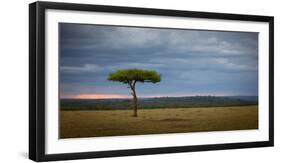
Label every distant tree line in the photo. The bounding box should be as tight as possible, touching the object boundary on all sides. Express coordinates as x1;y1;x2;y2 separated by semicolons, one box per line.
61;96;258;111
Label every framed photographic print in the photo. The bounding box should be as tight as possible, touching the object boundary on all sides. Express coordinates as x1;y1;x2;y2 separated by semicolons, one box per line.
29;1;274;162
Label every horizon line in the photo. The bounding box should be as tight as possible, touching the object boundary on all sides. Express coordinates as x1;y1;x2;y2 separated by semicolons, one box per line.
61;94;258;100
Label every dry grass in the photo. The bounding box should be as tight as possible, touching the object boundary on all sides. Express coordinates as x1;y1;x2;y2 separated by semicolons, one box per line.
60;105;258;138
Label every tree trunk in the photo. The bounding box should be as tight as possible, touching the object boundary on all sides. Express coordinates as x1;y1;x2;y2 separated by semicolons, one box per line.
129;81;138;117
132;90;138;117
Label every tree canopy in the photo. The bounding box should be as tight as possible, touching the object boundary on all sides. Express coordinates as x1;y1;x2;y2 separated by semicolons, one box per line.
108;69;161;83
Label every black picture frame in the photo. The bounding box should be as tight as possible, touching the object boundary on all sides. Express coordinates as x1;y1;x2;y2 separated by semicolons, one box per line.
29;1;274;162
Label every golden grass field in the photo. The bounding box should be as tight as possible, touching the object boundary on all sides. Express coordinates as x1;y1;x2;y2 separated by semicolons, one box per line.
60;105;258;138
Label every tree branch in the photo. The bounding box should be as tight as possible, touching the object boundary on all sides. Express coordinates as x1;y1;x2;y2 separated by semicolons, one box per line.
128;80;133;91
132;80;137;89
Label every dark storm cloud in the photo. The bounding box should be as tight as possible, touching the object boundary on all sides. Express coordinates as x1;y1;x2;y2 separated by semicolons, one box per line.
59;23;258;98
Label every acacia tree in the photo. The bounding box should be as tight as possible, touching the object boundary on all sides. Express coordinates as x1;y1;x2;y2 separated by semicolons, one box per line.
108;69;161;117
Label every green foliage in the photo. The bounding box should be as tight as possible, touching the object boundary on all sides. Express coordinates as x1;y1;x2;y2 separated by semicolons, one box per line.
108;69;161;83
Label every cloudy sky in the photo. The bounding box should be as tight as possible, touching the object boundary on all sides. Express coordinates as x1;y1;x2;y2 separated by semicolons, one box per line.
59;23;258;99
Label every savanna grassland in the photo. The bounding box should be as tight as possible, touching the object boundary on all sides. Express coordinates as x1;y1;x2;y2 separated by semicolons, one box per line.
60;105;258;138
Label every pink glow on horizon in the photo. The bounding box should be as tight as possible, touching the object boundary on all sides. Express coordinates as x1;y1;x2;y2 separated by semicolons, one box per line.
62;92;249;99
73;94;129;99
